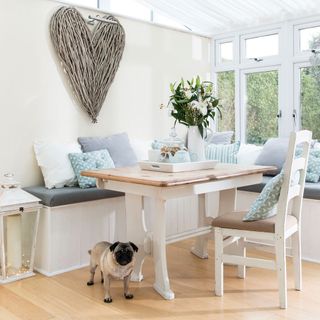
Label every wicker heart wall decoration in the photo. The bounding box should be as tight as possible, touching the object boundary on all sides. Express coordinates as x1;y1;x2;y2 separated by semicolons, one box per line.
50;6;125;123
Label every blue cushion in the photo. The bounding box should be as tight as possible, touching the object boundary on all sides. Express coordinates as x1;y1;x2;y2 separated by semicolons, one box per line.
68;149;115;188
295;148;320;183
78;132;138;167
243;172;284;221
205;141;240;163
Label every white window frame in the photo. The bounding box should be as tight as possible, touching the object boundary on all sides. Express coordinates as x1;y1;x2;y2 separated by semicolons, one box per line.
212;15;320;142
294;21;320;58
240;66;281;144
240;28;281;66
215;38;235;67
293;61;314;132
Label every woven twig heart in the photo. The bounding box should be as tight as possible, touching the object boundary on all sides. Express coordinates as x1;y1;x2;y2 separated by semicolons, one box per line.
50;7;125;123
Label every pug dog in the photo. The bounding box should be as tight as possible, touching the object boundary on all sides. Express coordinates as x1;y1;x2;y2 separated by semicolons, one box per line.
87;241;138;303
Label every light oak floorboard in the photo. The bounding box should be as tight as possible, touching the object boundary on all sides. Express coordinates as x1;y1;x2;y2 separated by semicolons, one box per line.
1;239;320;319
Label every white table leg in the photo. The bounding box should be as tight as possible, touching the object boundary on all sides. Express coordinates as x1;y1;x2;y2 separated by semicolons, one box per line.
125;194;147;282
191;194;210;259
151;197;174;300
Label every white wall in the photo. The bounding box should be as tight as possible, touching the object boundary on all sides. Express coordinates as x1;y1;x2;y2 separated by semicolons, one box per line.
0;0;211;186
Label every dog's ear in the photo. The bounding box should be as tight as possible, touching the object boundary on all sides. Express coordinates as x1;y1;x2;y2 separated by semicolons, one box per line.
129;242;138;252
109;241;120;252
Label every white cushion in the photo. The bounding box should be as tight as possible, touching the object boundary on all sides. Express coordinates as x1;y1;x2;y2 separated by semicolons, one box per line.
237;144;263;165
34;140;82;189
130;138;152;161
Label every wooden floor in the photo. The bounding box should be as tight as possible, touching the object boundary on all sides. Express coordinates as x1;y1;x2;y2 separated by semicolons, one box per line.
1;239;320;320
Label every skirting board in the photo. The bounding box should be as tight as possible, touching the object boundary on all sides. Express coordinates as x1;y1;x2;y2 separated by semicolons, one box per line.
35;263;89;277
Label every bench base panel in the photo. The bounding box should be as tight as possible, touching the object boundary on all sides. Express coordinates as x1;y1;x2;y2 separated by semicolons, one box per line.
34;197;125;276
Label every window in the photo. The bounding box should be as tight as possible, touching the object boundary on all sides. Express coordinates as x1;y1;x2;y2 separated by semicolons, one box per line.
152;12;188;30
108;0;151;21
220;42;233;63
217;71;235;132
64;0;98;7
299;26;320;52
215;40;234;65
299;66;320;139
245;70;279;144
245;33;279;60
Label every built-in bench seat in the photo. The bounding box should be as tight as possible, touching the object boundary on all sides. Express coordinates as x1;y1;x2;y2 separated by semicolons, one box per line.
23;186;124;207
238;176;320;200
22;185;126;276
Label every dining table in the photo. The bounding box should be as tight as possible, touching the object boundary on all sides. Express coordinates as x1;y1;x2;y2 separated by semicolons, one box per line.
82;163;274;300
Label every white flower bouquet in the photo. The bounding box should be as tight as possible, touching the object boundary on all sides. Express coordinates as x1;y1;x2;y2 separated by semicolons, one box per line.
162;76;220;137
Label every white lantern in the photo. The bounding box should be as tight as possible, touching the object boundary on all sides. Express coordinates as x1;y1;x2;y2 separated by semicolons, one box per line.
0;174;41;283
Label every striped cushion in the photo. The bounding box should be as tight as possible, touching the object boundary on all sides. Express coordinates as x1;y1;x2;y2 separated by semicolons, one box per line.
205;141;240;163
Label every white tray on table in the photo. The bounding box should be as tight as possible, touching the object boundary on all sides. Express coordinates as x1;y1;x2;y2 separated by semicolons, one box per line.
138;160;218;173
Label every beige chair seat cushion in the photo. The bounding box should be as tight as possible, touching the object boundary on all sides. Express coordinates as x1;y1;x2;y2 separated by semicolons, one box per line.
212;211;297;233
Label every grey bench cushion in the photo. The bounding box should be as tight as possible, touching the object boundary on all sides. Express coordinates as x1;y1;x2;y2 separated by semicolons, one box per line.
238;176;320;200
23;186;124;207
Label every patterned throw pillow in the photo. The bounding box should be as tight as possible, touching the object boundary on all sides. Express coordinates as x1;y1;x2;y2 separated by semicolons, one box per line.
295;148;320;183
205;141;240;163
243;172;284;221
68;150;115;188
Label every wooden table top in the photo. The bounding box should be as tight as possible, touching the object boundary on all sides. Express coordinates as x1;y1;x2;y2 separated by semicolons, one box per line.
82;163;276;187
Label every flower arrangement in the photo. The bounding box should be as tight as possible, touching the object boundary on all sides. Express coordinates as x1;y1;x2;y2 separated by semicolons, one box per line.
162;76;220;137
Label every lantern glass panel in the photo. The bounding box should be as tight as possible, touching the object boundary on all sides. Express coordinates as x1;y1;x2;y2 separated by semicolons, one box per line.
0;211;37;279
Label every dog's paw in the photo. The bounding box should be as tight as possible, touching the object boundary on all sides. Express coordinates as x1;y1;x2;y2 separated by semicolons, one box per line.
104;298;113;303
124;293;134;299
87;281;94;286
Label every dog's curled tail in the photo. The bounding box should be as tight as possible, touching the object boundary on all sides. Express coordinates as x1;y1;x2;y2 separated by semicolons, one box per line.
88;249;92;255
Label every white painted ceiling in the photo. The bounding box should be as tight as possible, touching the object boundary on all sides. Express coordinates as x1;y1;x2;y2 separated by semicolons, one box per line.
141;0;320;35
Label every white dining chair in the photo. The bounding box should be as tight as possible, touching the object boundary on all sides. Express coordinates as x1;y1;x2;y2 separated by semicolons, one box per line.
212;130;312;309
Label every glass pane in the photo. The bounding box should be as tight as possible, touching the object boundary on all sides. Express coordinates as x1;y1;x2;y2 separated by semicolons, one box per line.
64;0;97;7
0;212;37;279
220;42;233;63
217;71;235;133
300;26;320;51
246;70;278;144
246;34;279;59
109;0;151;21
300;67;320;139
153;12;187;30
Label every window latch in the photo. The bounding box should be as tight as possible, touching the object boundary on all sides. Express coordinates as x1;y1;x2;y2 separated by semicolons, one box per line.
253;57;263;62
293;109;297;125
276;110;282;118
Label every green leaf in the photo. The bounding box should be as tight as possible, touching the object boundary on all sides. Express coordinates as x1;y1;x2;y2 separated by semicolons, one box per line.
196;75;201;87
170;83;175;94
198;124;204;138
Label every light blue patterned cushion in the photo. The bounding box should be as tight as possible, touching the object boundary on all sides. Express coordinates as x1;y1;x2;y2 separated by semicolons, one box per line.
295;148;320;182
243;172;284;221
205;141;240;163
68;150;115;188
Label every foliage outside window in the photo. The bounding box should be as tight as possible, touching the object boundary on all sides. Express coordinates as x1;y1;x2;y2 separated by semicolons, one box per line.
246;71;278;145
217;71;235;133
300;67;320;140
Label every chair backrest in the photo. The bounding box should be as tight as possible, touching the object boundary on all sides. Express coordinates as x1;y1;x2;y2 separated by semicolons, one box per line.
275;130;312;234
